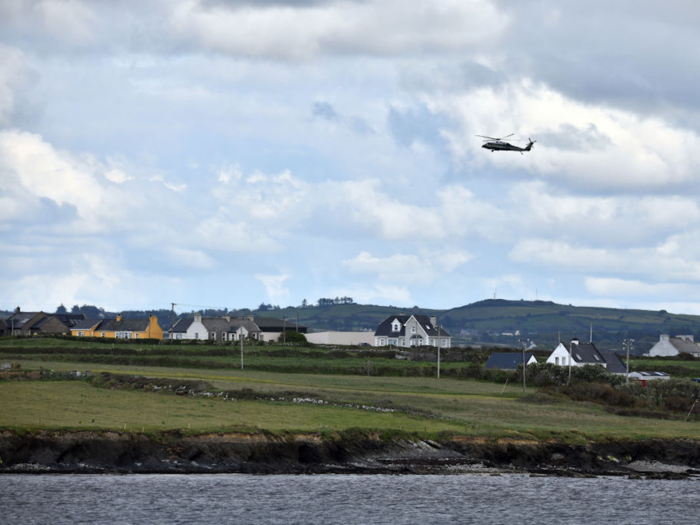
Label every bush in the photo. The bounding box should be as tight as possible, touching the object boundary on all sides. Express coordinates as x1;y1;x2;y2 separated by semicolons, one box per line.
277;331;308;345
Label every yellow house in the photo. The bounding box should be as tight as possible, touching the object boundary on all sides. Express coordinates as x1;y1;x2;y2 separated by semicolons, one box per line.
71;315;163;340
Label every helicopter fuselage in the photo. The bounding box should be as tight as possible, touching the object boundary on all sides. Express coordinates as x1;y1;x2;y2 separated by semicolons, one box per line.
482;141;533;152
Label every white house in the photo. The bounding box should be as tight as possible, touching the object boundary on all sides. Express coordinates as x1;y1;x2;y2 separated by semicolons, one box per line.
171;314;261;341
546;339;626;374
648;334;700;357
374;314;451;348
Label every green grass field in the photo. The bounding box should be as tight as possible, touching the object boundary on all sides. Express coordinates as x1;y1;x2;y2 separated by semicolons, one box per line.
3;338;700;440
3;357;700;440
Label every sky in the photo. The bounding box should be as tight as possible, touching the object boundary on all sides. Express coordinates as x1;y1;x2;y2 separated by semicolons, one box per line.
2;0;700;315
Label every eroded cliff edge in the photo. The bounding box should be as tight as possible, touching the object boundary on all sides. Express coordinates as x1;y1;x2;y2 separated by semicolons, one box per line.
2;430;700;477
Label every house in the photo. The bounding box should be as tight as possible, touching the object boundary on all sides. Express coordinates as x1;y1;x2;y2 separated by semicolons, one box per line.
374;314;451;348
0;308;85;336
71;315;163;340
485;352;537;371
170;314;262;342
648;334;700;357
253;316;307;342
546;339;627;374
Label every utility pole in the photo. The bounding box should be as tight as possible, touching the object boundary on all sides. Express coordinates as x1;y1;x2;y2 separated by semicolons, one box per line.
568;339;573;386
625;339;634;385
283;316;286;344
436;324;441;379
170;303;176;343
240;317;244;370
521;339;527;394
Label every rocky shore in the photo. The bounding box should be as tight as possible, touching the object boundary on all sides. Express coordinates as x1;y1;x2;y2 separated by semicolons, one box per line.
2;430;700;478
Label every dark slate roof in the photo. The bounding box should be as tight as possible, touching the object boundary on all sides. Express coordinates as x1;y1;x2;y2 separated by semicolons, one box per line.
601;353;627;374
171;318;194;333
54;314;85;327
253;317;307;333
98;318;151;332
374;314;450;338
30;316;52;329
563;342;624;373
7;312;42;328
565;342;607;366
73;319;102;330
201;318;231;332
485;352;536;370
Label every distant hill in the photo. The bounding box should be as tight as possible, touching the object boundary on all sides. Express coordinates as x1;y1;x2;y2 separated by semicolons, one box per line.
250;299;700;353
8;299;699;353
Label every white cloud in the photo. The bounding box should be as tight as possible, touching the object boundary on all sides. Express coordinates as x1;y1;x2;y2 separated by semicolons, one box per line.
168;0;508;60
431;79;700;189
585;277;691;297
166;247;217;269
0;45;35;127
255;273;290;305
33;0;97;46
343;248;472;283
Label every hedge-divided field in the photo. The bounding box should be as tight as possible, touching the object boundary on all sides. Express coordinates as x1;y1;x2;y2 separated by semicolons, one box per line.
3;337;700;441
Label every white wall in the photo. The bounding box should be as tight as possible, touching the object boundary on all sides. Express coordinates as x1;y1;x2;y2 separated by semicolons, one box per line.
306;331;375;346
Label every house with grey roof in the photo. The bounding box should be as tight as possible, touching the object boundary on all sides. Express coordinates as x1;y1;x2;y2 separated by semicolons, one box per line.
0;308;85;336
547;339;626;374
485;352;537;371
170;314;262;342
374;314;451;348
648;334;700;357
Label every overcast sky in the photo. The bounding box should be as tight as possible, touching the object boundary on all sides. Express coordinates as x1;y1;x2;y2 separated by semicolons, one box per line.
2;0;700;314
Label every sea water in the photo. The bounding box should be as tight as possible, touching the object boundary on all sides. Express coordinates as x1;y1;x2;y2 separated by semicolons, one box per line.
1;473;699;524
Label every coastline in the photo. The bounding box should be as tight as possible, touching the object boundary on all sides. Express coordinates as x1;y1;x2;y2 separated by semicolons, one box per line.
2;430;699;478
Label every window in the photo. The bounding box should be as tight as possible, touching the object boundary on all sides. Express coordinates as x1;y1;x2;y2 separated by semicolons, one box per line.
101;333;105;338
135;333;139;339
379;338;386;345
411;326;416;333
210;332;216;340
176;333;182;340
392;321;400;332
442;339;448;347
78;331;84;337
195;333;199;339
555;357;559;365
389;338;398;345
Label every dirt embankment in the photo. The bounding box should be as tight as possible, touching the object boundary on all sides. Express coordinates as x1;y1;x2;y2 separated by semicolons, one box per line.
2;430;700;477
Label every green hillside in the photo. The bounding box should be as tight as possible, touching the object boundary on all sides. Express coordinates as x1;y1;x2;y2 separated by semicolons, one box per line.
251;299;700;352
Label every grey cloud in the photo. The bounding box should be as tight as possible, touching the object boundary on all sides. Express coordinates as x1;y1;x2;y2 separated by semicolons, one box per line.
490;0;700;119
312;101;340;122
311;101;374;135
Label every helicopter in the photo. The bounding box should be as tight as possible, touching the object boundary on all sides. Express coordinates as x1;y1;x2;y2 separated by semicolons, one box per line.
477;134;536;154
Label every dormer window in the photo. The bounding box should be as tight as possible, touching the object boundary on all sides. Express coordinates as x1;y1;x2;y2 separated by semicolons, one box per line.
411;326;416;333
391;320;400;332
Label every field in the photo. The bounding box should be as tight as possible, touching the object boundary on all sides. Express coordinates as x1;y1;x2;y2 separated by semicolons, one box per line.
3;337;700;441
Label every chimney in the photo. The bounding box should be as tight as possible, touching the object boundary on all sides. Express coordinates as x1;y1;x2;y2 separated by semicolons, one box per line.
223;315;231;322
116;314;123;322
430;316;437;328
660;334;670;342
246;315;254;321
194;313;202;323
571;338;579;346
15;306;20;313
